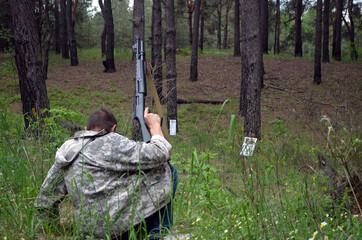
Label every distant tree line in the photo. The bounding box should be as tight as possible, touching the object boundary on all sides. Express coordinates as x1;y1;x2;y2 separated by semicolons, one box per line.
1;0;361;60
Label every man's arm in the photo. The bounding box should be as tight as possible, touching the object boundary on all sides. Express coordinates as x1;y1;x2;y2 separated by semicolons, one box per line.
34;152;67;225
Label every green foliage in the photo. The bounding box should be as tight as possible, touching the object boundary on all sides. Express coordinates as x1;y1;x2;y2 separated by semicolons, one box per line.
321;116;361;185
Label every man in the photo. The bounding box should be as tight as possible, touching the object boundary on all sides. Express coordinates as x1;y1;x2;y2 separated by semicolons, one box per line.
35;108;177;239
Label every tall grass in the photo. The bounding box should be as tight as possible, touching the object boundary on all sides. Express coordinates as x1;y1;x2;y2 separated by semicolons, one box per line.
0;103;361;239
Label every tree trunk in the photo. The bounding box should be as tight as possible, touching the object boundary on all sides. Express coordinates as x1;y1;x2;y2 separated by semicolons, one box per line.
165;0;178;131
345;0;358;60
223;0;231;49
132;0;145;60
10;0;50;130
322;0;330;63
60;0;69;59
37;0;42;51
294;0;303;57
274;0;280;54
54;0;61;54
132;0;145;140
104;0;116;72
260;0;268;54
99;0;106;57
43;0;52;79
199;0;205;51
186;0;194;46
152;0;163;101
217;0;222;49
313;0;322;85
234;0;241;56
240;0;262;139
332;0;342;61
189;0;201;82
66;0;78;66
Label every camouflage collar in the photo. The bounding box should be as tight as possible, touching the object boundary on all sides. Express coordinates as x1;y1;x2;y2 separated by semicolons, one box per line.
73;129;109;139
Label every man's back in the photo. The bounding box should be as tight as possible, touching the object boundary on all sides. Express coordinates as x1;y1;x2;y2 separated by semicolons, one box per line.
36;130;173;239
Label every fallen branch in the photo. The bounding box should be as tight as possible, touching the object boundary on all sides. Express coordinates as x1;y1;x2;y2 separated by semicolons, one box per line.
264;83;304;94
177;98;225;105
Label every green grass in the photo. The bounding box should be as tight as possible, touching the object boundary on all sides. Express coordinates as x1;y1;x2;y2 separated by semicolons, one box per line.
0;51;361;239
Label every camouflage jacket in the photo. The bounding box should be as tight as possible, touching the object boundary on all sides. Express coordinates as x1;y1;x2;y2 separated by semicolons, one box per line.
34;129;173;239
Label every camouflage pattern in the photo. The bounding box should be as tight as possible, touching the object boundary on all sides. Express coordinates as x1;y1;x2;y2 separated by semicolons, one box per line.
34;129;173;239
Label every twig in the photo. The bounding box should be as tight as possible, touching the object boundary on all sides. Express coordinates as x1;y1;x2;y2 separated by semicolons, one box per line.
298;164;318;174
342;166;362;215
264;83;304;94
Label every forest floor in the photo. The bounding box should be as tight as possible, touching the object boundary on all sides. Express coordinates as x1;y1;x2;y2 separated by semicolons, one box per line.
35;54;362;137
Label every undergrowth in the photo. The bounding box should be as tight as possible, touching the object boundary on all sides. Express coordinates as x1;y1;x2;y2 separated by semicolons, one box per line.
0;102;360;239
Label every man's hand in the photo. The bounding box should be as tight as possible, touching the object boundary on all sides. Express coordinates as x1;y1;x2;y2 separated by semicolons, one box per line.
144;107;164;137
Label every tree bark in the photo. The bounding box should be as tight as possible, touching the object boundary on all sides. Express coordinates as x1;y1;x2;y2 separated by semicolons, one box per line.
152;0;163;100
223;0;231;49
260;0;268;54
54;0;61;54
199;0;205;51
132;0;145;60
274;0;280;54
60;0;69;59
217;0;222;49
10;0;50;129
99;0;106;57
165;0;178;131
66;0;78;66
240;0;262;139
185;0;194;46
332;0;343;61
234;0;241;56
322;0;330;63
189;0;201;82
43;0;52;79
103;0;116;72
294;0;303;57
313;0;322;85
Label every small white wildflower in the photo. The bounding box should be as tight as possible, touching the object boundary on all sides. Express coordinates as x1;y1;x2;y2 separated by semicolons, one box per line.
275;221;279;224
196;218;201;222
224;229;228;234
324;236;329;240
320;221;327;228
313;231;318;237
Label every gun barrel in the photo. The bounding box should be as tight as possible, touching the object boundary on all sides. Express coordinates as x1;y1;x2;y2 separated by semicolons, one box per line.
133;36;151;143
